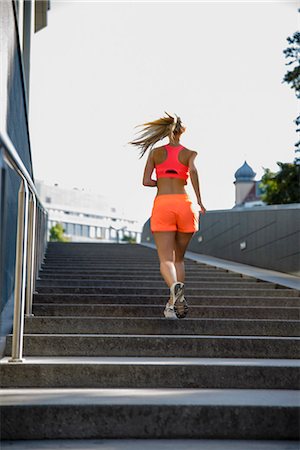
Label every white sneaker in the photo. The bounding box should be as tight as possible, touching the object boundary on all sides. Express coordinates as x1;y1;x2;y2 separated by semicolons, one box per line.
164;302;177;319
170;282;188;319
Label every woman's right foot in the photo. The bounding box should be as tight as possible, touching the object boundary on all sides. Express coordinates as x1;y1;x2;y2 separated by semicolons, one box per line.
170;282;188;319
164;302;177;319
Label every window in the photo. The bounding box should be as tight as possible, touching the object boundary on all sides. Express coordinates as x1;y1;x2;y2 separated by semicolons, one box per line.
75;224;82;235
89;227;95;238
66;223;75;235
82;225;89;237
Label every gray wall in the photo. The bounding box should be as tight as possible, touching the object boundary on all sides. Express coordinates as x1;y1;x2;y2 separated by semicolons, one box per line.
141;204;300;276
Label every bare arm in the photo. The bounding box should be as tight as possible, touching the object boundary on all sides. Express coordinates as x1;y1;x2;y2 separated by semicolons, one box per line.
142;149;157;187
189;151;206;213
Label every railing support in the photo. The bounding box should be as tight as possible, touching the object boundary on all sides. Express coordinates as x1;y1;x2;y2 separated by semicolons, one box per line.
8;179;29;363
25;193;36;317
1;130;48;362
34;205;40;281
37;206;43;272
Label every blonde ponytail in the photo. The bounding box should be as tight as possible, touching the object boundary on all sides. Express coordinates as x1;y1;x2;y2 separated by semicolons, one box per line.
129;112;183;158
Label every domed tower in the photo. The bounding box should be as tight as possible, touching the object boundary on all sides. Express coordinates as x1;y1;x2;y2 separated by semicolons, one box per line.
234;161;257;206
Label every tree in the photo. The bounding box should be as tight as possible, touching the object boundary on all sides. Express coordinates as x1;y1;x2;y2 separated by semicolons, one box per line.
49;223;69;242
122;234;136;244
260;162;300;205
260;11;300;205
282;12;300;161
283;31;300;96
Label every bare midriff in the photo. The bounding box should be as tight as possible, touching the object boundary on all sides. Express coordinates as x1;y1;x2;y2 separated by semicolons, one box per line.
156;178;187;195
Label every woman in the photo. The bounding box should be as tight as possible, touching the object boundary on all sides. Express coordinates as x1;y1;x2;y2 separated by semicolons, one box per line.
130;112;206;319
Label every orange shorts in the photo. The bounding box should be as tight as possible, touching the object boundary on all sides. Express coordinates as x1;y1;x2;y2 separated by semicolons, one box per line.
150;194;199;233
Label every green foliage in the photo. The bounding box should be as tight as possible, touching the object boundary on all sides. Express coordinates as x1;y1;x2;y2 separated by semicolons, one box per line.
260;162;300;205
282;20;300;160
283;30;300;97
122;235;136;244
49;223;70;242
283;31;300;98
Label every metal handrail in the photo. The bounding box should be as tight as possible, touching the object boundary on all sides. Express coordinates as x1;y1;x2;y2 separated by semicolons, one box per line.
0;131;45;209
0;128;48;362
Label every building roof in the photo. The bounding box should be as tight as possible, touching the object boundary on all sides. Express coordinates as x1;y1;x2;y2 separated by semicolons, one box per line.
234;160;256;182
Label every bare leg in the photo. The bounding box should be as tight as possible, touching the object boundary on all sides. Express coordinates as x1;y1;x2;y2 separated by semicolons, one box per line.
153;231;177;288
174;232;194;282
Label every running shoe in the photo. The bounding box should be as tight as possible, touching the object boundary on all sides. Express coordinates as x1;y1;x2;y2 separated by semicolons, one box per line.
170;282;188;319
164;302;177;319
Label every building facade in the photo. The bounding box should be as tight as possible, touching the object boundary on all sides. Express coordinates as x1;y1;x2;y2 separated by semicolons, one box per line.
36;180;142;243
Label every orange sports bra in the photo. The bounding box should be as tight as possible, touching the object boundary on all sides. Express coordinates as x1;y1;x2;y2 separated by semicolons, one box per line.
155;144;189;181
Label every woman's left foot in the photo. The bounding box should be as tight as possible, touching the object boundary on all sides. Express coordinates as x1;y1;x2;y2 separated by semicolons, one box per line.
170;282;188;319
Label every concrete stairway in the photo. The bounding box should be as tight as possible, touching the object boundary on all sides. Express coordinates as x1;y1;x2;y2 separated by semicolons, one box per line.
1;242;300;440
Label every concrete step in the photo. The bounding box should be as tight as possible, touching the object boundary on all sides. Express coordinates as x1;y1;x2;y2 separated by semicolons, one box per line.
41;261;198;268
24;317;300;336
38;273;248;280
45;245;153;251
42;259;169;266
39;270;234;278
41;262;217;274
44;255;165;259
35;279;270;288
1;388;299;439
33;293;300;306
5;334;300;358
35;286;297;297
1;439;300;450
39;269;224;276
44;255;162;259
42;251;164;255
1;357;299;389
40;264;227;270
33;303;300;319
4;242;299;443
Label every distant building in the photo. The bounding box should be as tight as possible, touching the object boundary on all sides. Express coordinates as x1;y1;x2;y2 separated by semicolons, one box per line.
233;161;265;208
14;0;51;105
36;180;142;243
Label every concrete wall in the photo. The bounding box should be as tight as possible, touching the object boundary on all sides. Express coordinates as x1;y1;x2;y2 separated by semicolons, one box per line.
1;1;33;174
141;204;300;276
0;1;34;347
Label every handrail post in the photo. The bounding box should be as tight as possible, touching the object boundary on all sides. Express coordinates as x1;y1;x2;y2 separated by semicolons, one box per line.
39;206;43;270
34;205;41;280
25;193;36;317
38;206;43;271
32;202;38;293
44;210;48;253
8;179;29;363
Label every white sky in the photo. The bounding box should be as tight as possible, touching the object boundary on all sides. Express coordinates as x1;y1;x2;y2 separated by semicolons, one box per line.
29;0;299;226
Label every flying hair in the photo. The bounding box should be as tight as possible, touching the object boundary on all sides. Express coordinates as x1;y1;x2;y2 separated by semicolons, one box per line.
129;112;183;158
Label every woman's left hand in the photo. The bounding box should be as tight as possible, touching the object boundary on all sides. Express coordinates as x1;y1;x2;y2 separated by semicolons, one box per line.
198;202;206;215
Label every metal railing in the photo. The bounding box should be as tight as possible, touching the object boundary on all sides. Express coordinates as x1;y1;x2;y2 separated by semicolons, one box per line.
0;129;48;363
